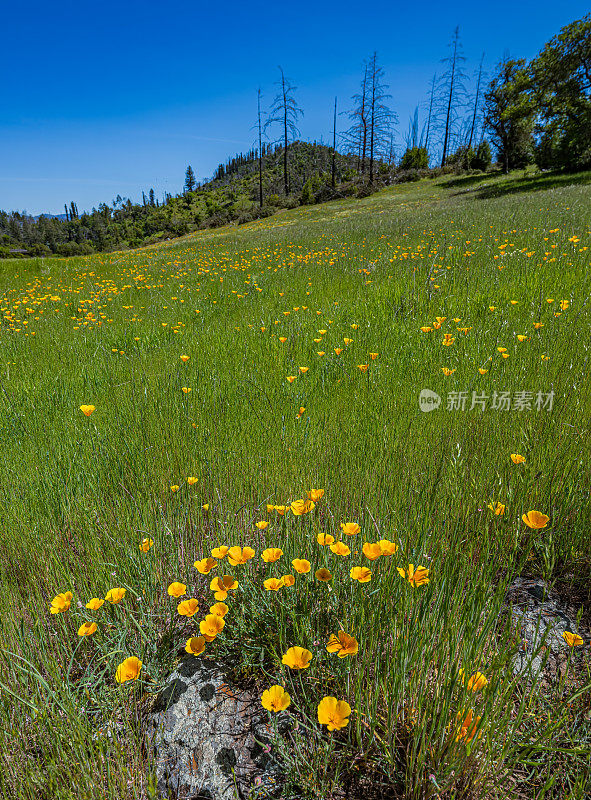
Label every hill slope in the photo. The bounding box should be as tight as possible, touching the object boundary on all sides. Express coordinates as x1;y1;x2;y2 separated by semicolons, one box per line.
0;142;363;257
0;172;590;800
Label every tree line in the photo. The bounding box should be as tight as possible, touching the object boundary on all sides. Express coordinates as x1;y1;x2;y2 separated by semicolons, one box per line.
1;14;588;257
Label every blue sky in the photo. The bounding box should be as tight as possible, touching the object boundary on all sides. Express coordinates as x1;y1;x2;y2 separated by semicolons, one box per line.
1;0;588;215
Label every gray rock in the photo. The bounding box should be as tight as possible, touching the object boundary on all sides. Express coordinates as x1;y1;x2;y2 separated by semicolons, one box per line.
148;657;285;800
506;578;584;678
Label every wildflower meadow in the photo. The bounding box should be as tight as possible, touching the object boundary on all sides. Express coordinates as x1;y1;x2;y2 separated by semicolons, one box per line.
0;170;590;798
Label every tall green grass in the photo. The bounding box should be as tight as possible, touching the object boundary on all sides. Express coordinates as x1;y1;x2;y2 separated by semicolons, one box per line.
0;172;590;799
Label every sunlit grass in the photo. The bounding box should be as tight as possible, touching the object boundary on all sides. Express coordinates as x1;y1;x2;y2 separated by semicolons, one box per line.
0;172;590;799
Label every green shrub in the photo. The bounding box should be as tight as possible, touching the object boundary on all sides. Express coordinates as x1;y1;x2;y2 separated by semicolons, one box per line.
399;147;429;170
473;141;492;171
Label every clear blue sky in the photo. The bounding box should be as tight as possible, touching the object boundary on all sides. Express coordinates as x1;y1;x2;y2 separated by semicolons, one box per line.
1;0;588;215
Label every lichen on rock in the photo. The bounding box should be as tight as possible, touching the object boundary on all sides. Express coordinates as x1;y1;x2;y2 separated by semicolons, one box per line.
148;657;285;800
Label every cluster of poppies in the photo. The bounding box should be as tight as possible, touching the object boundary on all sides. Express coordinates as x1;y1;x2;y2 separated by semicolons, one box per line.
49;482;584;743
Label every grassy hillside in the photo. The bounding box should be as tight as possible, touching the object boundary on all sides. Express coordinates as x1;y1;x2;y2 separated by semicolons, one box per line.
0;142;362;257
1;170;590;799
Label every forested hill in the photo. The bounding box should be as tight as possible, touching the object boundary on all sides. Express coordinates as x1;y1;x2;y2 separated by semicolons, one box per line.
0;143;365;258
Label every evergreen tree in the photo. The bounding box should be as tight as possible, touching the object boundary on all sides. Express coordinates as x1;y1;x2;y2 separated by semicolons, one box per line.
184;165;196;193
530;14;591;170
484;59;534;173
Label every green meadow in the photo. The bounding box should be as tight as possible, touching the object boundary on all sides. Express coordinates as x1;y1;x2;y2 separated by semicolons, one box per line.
0;170;590;799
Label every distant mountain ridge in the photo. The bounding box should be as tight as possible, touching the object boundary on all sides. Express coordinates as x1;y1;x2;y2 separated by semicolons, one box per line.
32;213;68;222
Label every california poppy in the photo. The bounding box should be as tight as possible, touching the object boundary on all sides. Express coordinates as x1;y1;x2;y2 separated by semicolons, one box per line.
177;599;199;617
330;541;351;557
510;454;526;464
282;646;313;670
185;636;206;656
563;631;583;647
326;631;359;658
340;522;360;536
210;575;238;601
50;591;73;614
522;510;550;529
261;685;291;712
317;532;335;545
362;542;382;561
261;547;283;563
264;577;285;591
105;587;126;604
350;566;372;583
455;709;482;743
78;621;98;637
292;558;311;574
209;602;228;617
317;696;351;730
397;564;429;587
194;557;217;574
115;656;142;684
378;539;398;555
291;499;315;515
227;546;255;566
200;613;225;641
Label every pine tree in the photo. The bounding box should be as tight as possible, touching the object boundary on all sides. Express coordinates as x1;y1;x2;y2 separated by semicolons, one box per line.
184;165;196;194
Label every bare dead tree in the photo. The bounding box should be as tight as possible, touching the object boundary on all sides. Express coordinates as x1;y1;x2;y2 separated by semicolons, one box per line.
467;52;485;152
367;52;396;184
405;106;420;150
386;131;396;165
423;73;437;154
257;89;264;207
331;96;337;189
265;67;303;195
344;63;369;174
439;26;467;166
